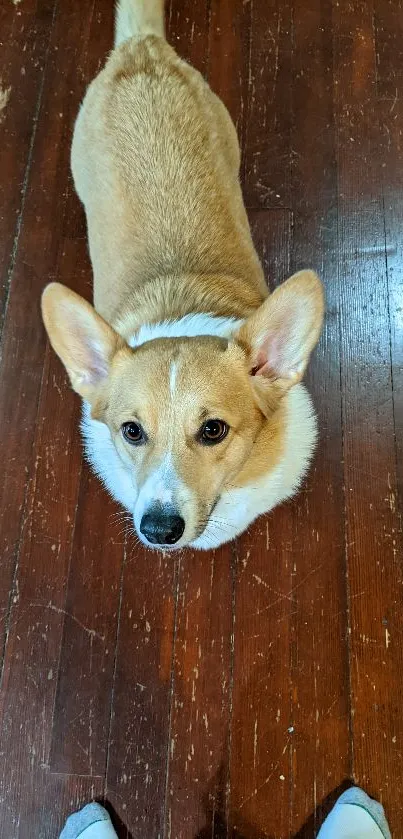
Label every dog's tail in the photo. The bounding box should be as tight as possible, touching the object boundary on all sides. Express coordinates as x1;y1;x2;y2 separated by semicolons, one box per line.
115;0;165;47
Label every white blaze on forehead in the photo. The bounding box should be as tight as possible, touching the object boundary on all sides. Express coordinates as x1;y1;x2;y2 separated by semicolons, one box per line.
169;360;178;398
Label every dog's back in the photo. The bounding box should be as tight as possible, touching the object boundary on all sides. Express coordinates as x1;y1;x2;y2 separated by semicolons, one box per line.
71;0;267;324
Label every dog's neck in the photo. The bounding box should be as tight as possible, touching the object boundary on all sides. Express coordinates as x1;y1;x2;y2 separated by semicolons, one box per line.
127;311;243;347
110;271;266;342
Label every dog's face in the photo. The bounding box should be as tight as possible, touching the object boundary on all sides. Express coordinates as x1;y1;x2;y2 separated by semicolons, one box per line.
99;336;264;547
41;271;324;549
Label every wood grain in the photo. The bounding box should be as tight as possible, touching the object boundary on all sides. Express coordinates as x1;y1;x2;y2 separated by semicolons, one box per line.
334;0;403;831
49;469;124;777
105;550;177;839
250;209;292;290
242;0;292;209
228;210;292;839
208;0;250;152
0;0;57;327
230;517;294;839
375;0;403;518
18;775;104;839
0;0;97;673
165;549;233;839
167;0;210;74
288;0;350;832
0;341;83;836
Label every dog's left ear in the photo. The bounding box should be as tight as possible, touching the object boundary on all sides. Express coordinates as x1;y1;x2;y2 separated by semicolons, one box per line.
236;270;324;398
41;283;124;400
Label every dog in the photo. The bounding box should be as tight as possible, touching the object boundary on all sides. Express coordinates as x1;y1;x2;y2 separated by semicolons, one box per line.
41;0;324;551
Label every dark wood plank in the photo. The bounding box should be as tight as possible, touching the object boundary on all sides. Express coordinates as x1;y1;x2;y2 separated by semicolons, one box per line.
49;470;125;777
242;0;292;208
250;209;292;290
167;0;211;75
0;0;57;327
165;548;233;839
375;0;403;528
208;0;250;150
0;342;83;837
288;0;350;832
376;31;403;827
18;775;104;839
334;0;403;831
230;520;294;839
0;0;95;671
105;550;177;839
228;209;292;839
0;227;103;833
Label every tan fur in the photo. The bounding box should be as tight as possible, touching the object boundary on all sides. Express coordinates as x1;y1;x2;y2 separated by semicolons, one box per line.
41;0;325;549
70;34;268;328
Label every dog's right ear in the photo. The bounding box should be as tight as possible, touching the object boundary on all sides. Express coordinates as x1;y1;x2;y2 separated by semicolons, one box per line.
41;283;124;400
234;270;324;413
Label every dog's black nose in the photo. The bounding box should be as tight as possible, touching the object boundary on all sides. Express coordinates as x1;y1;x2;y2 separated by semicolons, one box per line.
140;508;185;545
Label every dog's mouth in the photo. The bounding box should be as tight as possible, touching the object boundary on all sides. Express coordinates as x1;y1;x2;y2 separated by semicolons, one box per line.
192;495;221;542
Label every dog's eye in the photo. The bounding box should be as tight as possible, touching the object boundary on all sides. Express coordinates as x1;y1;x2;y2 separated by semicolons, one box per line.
121;421;147;445
199;419;229;446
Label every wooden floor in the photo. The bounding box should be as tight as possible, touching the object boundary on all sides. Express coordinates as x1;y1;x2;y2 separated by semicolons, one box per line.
0;0;402;836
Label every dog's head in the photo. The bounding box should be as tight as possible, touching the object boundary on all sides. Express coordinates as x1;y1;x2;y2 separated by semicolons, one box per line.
41;271;324;550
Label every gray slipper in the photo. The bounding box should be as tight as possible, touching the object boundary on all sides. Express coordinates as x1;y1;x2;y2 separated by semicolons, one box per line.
317;787;392;839
334;788;391;839
59;802;118;839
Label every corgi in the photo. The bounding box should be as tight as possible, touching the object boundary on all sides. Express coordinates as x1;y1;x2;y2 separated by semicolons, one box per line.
41;0;324;551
